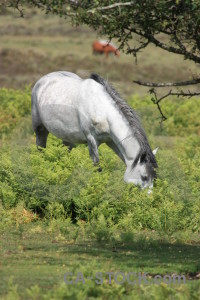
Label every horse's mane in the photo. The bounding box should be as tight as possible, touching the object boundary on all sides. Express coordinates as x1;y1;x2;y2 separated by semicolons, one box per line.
90;73;158;173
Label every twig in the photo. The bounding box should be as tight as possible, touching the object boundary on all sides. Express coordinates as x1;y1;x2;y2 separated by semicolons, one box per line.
150;89;168;125
149;88;200;125
127;41;149;63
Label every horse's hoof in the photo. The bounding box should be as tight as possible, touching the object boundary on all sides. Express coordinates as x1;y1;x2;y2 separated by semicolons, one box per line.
98;167;102;172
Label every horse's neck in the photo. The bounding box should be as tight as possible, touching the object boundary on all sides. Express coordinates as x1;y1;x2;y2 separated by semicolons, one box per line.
108;109;140;166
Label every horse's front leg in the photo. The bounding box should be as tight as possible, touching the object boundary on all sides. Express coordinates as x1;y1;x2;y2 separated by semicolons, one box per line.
86;134;102;172
106;141;125;163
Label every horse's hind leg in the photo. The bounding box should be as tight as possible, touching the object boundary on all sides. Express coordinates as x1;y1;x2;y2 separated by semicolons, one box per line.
86;134;102;172
35;124;49;149
62;141;76;151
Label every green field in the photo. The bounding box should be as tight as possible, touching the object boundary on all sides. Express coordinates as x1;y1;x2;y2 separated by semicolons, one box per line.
0;8;200;300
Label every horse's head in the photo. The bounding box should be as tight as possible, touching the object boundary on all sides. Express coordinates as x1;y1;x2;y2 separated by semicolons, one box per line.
124;147;158;189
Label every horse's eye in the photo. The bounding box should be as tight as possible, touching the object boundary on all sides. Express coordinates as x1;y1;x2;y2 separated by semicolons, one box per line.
141;175;148;181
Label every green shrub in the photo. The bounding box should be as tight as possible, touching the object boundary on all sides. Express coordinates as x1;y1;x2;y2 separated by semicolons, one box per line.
0;89;199;236
128;95;200;136
0;87;31;138
1;132;199;235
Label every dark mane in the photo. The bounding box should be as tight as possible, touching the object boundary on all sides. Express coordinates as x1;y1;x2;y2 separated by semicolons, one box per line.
90;73;158;175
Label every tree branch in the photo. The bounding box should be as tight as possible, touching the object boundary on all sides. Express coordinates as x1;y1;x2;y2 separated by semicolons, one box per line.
133;77;200;87
129;27;200;64
146;34;200;64
29;0;48;10
127;41;149;55
15;0;24;17
88;2;133;13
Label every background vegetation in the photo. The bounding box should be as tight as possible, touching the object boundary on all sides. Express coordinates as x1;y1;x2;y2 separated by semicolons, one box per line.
0;8;199;300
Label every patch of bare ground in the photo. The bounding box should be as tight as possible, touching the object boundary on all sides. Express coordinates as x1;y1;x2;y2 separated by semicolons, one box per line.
0;23;90;37
1;47;199;100
0;48;136;96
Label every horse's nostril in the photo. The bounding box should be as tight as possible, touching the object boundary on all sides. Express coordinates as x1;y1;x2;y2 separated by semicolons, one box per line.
141;175;148;181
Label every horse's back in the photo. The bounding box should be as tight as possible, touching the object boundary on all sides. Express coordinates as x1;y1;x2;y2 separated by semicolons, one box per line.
32;71;108;112
32;71;82;106
37;71;81;81
31;72;110;143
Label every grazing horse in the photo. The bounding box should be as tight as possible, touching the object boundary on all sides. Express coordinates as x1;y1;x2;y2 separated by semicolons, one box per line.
92;40;120;58
32;71;158;189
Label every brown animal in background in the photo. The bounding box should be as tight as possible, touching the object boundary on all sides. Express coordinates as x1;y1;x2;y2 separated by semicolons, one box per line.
92;40;120;58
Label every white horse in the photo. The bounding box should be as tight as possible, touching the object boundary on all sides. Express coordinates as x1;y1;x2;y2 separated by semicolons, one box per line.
32;71;158;189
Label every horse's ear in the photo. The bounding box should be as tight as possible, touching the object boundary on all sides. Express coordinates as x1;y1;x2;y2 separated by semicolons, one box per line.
152;147;159;155
140;151;147;163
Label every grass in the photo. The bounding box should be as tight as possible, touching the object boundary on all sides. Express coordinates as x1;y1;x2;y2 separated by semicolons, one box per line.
0;219;200;299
